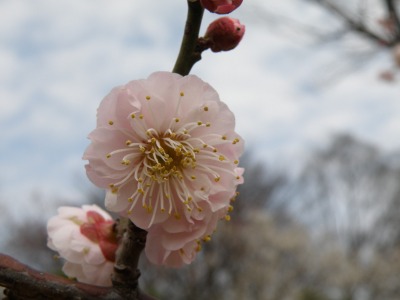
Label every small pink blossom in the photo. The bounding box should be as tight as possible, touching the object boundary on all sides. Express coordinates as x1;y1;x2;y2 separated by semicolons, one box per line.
200;0;243;14
84;72;244;266
205;17;245;52
47;205;118;286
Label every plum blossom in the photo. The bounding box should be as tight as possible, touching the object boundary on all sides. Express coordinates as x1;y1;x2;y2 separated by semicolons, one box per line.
47;205;118;286
200;0;243;14
84;72;244;266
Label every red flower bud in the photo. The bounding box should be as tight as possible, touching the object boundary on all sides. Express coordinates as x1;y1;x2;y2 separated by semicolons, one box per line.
205;17;245;52
200;0;243;14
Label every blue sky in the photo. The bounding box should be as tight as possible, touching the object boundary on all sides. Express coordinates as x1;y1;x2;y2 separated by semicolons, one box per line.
1;0;399;220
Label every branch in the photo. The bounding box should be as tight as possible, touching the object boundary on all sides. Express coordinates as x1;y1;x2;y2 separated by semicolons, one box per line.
0;253;116;300
309;0;393;45
385;0;400;41
111;219;154;300
0;221;157;300
172;0;206;76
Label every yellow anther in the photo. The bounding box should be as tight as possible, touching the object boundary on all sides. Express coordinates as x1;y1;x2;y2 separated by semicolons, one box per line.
131;113;135;119
126;140;132;146
180;91;184;96
234;159;239;164
213;148;217;153
146;95;151;100
128;197;133;202
236;175;240;180
191;175;196;180
174;213;181;220
228;205;234;212
197;121;202;126
139;114;144;119
111;187;119;194
214;177;221;182
203;144;208;148
218;155;225;161
108;120;114;125
225;215;231;221
233;138;240;144
203;106;209;112
175;118;180;123
138;178;143;183
127;210;132;215
222;135;227;140
203;235;211;242
196;244;202;252
106;153;111;158
206;122;211;127
197;207;203;212
138;188;145;195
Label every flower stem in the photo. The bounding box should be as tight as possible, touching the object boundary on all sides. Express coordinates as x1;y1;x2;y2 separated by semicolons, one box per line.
172;0;205;76
112;218;154;300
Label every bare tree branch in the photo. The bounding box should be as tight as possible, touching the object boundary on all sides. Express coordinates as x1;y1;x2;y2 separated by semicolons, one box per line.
309;0;392;45
385;0;400;41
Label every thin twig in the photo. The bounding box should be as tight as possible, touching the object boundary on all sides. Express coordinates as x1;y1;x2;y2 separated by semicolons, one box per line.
172;0;206;76
309;0;393;45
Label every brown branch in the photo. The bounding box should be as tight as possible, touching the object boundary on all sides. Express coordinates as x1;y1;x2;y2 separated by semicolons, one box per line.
0;253;117;300
385;0;400;41
309;0;394;45
172;0;206;76
0;220;157;300
111;219;154;300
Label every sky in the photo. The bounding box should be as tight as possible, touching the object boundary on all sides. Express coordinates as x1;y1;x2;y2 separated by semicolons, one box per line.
1;0;399;221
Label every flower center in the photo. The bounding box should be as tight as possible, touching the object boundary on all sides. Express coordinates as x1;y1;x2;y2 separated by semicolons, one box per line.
144;132;196;183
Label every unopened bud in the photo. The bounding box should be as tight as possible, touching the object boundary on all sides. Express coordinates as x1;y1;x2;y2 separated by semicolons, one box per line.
205;17;245;52
200;0;243;14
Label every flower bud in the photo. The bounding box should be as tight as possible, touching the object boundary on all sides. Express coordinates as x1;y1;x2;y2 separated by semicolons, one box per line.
205;17;245;52
200;0;243;14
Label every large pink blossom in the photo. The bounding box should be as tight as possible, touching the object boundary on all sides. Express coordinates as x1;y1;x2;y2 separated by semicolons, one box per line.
47;205;118;286
84;72;244;266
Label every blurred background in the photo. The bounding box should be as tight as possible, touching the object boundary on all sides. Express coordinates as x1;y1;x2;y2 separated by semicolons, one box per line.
1;0;400;299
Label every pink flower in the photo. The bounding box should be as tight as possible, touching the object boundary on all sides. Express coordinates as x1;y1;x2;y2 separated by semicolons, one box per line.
47;205;118;286
200;0;243;14
205;17;245;52
84;72;244;266
145;202;227;267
